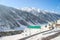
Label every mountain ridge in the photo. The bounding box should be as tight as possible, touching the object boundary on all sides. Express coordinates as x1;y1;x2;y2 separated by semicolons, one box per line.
0;5;60;31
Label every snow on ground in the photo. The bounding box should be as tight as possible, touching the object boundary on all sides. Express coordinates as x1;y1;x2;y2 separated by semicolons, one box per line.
26;32;58;40
0;30;59;40
0;27;60;40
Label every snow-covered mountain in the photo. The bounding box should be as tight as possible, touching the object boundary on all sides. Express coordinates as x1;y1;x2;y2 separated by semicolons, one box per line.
0;5;60;32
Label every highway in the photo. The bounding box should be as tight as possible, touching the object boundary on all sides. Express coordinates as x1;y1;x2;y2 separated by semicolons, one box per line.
19;29;60;40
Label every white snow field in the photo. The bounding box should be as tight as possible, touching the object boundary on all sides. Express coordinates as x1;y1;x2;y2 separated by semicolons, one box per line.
0;28;60;40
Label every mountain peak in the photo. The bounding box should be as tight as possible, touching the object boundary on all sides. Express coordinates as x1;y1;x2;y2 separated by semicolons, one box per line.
20;7;41;13
19;7;58;14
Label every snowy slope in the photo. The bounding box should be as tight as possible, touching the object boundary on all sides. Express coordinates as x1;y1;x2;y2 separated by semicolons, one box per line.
0;5;60;32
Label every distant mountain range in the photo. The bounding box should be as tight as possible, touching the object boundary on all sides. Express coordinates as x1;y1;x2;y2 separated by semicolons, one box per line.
0;5;60;32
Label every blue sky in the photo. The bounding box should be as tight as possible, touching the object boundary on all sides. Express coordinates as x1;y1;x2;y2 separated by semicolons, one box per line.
0;0;60;13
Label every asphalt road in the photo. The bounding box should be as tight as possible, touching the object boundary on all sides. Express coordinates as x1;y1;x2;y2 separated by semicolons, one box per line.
19;29;53;40
19;29;60;40
42;32;60;40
